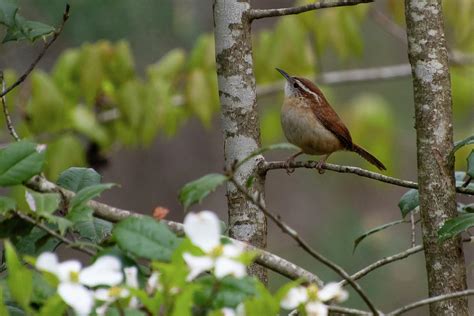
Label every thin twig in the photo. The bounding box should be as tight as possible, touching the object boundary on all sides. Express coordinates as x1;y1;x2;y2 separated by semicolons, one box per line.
250;0;373;20
0;72;20;141
369;8;406;43
262;160;474;195
387;289;474;316
0;4;70;99
410;212;416;247
341;245;424;286
13;210;96;256
227;177;380;315
25;175;323;285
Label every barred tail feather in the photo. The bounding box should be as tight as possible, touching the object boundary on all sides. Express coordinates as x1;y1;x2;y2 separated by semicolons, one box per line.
352;144;386;171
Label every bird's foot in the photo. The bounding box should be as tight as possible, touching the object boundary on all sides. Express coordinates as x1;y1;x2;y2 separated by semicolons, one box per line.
315;160;326;174
284;158;296;175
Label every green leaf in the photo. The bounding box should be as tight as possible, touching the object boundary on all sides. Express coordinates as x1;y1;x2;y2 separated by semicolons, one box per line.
178;173;228;210
38;295;66;316
0;0;18;26
5;241;32;310
68;206;112;243
113;216;180;261
438;213;474;241
25;191;59;215
196;276;257;309
0;196;16;214
245;282;279;316
57;167;101;193
31;271;55;304
70;183;115;211
148;48;186;80
236;142;299;168
0;141;46;186
353;219;406;252
398;189;419;217
0;286;9;316
12;226;60;256
171;285;196;316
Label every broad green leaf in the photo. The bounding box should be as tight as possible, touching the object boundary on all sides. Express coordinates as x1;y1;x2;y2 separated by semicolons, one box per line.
171;285;196;316
57;167;101;193
0;196;16;214
45;134;86;181
178;173;228;210
25;191;59;215
78;43;104;106
237;142;299;168
31;271;55;304
0;287;8;316
70;106;109;146
353;219;406;252
0;0;18;26
69;183;115;211
438;213;474;241
398;189;419;217
5;241;32;310
12;226;60;256
38;295;66;316
148;48;186;80
105;40;135;85
42;214;73;235
245;282;279;316
68;206;112;244
2;14;54;43
113;216;180;261
185;69;214;126
195;276;256;309
0;141;45;186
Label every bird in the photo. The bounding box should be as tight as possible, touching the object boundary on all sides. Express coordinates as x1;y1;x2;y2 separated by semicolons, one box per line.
276;68;386;174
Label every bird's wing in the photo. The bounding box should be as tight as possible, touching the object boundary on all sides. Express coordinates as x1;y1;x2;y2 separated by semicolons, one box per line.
295;77;353;150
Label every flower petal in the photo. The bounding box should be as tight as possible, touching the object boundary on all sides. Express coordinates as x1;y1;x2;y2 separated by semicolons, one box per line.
221;307;236;316
146;272;162;294
222;244;243;258
58;283;94;316
305;301;328;316
57;260;82;283
183;253;214;281
80;256;123;287
214;257;246;279
280;286;308;310
124;266;139;288
184;211;221;252
36;252;59;276
318;282;348;303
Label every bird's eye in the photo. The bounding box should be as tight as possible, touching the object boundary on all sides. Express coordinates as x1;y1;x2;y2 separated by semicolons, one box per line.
293;83;298;88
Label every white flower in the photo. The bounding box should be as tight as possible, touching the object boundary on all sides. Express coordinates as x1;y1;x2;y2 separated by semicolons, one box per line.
184;210;221;252
123;266;139;308
146;272;163;294
36;252;124;316
317;282;348;303
220;303;246;316
280;286;308;309
182;211;247;280
80;256;123;287
306;301;328;316
58;283;94;316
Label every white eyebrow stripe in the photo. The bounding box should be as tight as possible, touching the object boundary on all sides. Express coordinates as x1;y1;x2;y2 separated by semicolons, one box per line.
294;79;321;103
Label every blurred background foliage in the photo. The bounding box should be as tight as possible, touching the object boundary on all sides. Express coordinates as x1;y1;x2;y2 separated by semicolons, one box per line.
1;0;473;313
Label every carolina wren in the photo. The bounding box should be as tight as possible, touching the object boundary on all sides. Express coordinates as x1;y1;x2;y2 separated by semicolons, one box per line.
276;68;386;173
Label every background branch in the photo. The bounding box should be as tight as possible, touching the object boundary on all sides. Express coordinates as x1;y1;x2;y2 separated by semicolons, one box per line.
0;72;20;141
250;0;373;20
0;4;70;99
263;160;474;195
25;175;323;286
387;289;474;316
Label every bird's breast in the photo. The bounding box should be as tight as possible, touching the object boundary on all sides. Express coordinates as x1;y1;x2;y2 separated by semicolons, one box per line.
281;98;342;155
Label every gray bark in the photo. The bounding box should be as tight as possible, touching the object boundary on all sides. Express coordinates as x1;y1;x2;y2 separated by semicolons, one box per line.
213;0;267;283
405;1;468;315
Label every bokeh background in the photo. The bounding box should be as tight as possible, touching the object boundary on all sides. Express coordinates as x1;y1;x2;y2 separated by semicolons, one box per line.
1;0;473;314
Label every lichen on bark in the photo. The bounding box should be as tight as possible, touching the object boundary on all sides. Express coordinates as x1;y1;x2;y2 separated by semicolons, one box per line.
213;0;267;283
405;0;468;314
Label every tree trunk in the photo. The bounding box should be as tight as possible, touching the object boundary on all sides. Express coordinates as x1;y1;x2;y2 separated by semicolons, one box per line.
213;0;267;283
405;1;468;314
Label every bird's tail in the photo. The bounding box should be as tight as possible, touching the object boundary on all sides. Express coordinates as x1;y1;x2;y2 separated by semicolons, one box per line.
352;144;386;171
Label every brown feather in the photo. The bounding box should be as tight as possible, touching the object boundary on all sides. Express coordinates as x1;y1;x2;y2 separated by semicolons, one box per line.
294;77;353;150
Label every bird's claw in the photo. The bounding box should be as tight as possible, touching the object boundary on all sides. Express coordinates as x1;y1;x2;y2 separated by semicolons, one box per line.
285;160;295;175
316;161;325;174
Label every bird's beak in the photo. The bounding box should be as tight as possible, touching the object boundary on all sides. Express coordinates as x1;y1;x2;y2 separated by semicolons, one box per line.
276;68;293;82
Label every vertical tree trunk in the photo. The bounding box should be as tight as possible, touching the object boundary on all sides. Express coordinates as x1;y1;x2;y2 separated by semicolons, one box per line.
405;1;468;314
213;0;267;283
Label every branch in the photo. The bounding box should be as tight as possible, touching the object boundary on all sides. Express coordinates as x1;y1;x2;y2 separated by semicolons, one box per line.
25;175;323;286
0;72;20;141
0;4;70;99
387;289;474;316
341;245;424;286
263;160;474;195
13;210;96;256
249;0;373;20
227;176;380;315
